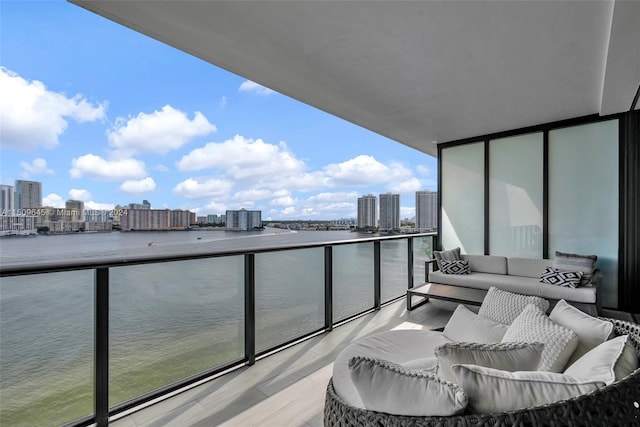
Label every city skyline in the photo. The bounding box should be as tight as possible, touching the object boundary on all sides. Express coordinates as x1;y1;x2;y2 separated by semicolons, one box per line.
0;1;437;222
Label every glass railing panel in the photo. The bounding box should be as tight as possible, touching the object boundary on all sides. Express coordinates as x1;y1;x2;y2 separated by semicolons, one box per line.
109;256;244;406
333;242;374;321
381;239;408;303
254;248;324;352
413;235;435;283
0;271;94;427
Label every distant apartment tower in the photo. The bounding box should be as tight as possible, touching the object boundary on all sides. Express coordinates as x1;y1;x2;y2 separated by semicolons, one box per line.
170;209;192;229
415;190;438;231
65;200;85;221
1;185;15;211
379;193;400;231
15;180;42;209
226;209;262;231
129;200;151;210
357;194;377;229
121;209;170;231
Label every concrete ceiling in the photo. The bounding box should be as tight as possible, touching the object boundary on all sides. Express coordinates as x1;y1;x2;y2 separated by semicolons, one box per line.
70;0;639;157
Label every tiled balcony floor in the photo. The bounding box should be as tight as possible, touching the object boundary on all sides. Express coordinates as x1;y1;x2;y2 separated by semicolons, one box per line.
109;299;455;427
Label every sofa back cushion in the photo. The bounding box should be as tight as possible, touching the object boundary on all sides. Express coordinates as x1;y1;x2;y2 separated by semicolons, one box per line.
507;257;549;278
462;254;507;274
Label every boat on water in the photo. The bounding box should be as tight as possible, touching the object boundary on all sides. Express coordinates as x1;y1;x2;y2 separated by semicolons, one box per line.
148;242;155;246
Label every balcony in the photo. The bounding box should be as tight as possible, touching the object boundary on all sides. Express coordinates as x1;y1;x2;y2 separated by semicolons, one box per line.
0;233;438;427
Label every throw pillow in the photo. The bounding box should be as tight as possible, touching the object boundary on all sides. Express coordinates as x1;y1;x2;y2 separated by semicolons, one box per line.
502;304;578;372
433;247;461;271
348;356;467;416
440;259;471;275
443;304;509;343
564;335;638;385
549;299;613;365
434;341;544;383
451;363;603;413
555;251;597;287
540;266;583;288
478;287;550;325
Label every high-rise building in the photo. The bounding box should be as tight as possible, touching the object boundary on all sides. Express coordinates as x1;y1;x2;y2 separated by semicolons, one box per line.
357;194;377;229
415;190;438;231
379;193;400;231
65;200;85;222
15;180;42;209
1;185;15;212
225;209;262;231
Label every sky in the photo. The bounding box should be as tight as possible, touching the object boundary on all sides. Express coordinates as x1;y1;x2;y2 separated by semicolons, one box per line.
0;0;437;221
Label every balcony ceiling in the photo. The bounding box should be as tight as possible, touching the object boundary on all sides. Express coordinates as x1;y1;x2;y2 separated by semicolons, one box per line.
70;0;639;157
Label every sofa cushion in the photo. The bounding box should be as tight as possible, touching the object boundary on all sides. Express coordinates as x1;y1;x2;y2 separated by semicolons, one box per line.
554;251;597;287
332;329;452;409
478;287;549;325
443;304;509;343
440;259;471;274
502;304;578;372
549;299;613;365
434;247;461;270
349;356;468;416
462;254;507;274
540;266;584;288
451;364;603;413
507;257;549;278
434;341;544;383
564;335;638;385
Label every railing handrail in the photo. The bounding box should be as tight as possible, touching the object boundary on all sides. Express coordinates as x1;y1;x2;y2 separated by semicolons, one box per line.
0;232;437;276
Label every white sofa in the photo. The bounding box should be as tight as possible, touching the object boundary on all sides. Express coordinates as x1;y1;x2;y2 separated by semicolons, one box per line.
428;254;600;312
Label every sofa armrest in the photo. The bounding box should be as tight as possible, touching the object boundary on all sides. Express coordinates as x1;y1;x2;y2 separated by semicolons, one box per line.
425;259;438;282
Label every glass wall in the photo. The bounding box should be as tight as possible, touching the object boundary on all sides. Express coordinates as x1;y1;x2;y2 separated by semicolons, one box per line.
0;271;94;427
255;248;325;352
110;257;245;405
380;240;408;303
489;133;543;258
441;142;485;254
549;120;619;307
333;243;374;321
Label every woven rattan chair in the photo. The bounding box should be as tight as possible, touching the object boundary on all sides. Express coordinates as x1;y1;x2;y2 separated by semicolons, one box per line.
324;318;640;427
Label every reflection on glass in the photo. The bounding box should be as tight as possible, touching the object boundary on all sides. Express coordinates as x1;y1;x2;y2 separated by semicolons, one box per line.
413;236;435;283
333;243;374;321
381;240;408;303
110;257;244;405
0;271;94;427
255;249;324;352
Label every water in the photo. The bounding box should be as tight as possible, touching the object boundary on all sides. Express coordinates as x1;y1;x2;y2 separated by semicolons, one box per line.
0;229;430;426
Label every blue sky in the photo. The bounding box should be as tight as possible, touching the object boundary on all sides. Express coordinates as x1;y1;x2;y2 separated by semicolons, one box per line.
0;0;437;221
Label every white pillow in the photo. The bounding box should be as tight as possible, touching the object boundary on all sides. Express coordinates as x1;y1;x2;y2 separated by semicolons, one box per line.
478;287;549;325
451;364;604;413
564;335;639;385
549;299;613;365
349;356;467;416
434;341;544;383
443;304;509;343
502;304;578;372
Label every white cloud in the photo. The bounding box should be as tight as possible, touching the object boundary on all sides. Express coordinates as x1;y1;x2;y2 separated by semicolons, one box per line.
68;189;92;201
308;191;359;203
154;164;170;172
416;164;433;176
173;177;234;199
120;177;156;195
238;80;276;96
20;158;54;176
70;154;147;181
389;177;422;193
324;155;391;186
108;105;216;156
85;201;115;210
42;193;64;208
400;206;416;220
0;67;106;151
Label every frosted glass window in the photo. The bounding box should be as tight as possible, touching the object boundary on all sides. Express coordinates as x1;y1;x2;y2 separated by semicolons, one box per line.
441;142;484;254
489;133;543;258
549;120;618;307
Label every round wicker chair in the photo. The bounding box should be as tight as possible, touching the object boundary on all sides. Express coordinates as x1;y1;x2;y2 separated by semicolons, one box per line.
324;318;640;427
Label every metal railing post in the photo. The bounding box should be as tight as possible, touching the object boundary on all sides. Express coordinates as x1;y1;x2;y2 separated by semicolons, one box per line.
95;267;109;427
374;241;381;309
407;237;414;290
244;253;256;366
324;246;333;331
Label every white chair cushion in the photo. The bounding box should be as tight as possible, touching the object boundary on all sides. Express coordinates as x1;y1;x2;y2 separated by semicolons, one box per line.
564;335;639;385
452;364;603;413
443;304;509;343
349;356;467;416
478;287;549;325
434;341;544;383
502;304;578;372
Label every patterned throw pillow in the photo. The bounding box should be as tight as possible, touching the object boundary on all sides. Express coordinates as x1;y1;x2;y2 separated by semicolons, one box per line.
502;304;578;372
440;259;471;275
433;247;461;271
555;251;597;286
540;266;583;288
478;287;549;325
